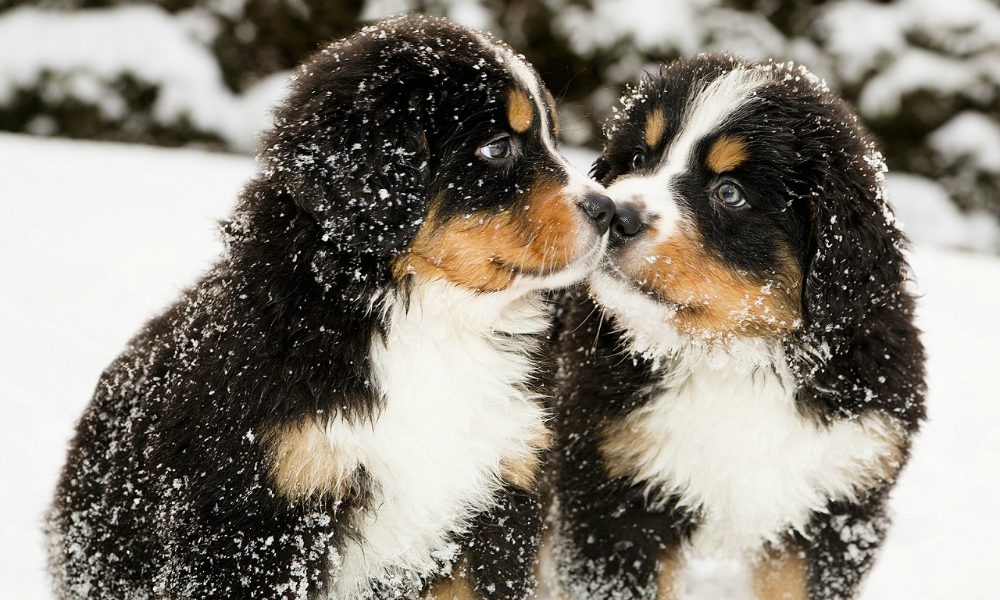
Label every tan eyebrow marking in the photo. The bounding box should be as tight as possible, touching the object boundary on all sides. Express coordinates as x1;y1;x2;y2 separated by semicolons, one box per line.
645;109;667;148
507;88;534;134
707;135;749;173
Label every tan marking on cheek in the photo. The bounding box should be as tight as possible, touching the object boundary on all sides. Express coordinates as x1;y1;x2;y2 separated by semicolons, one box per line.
634;225;802;337
707;135;749;173
751;548;809;600
645;109;667;148
422;559;477;600
400;221;518;292
519;178;582;271
395;178;582;292
499;425;553;490
266;420;354;501
394;200;515;292
508;88;534;134
656;553;682;600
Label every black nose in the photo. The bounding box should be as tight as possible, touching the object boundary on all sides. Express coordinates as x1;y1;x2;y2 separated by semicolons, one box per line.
578;193;615;234
609;203;644;246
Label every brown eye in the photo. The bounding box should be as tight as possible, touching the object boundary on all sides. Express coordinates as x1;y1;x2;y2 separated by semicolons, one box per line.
478;136;513;160
713;181;749;209
631;151;645;169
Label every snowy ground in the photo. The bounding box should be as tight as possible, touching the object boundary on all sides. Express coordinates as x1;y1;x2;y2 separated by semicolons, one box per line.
1;133;998;598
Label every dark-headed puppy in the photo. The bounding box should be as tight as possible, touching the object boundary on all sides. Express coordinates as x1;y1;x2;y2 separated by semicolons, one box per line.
549;55;925;600
47;16;613;600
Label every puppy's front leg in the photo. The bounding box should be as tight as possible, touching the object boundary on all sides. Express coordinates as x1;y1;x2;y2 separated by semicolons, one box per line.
554;479;689;600
750;489;892;600
551;428;694;600
423;484;543;600
803;492;891;600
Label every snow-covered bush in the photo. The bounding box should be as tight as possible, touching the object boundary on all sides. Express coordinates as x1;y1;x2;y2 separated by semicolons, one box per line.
1;0;997;238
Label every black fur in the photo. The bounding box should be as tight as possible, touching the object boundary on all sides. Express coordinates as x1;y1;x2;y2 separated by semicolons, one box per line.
47;16;571;600
550;55;926;599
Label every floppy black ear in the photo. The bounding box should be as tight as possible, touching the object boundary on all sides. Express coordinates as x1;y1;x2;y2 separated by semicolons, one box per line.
793;130;925;420
800;149;907;343
260;50;437;304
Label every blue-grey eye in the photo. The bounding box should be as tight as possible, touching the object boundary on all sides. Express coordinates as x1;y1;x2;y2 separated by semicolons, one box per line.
714;182;748;208
478;136;513;160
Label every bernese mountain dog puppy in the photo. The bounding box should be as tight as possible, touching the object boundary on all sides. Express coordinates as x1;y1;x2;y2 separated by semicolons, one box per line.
548;55;926;599
46;15;614;600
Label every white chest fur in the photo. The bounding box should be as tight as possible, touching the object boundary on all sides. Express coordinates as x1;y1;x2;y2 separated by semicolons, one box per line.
615;345;901;559
326;284;549;598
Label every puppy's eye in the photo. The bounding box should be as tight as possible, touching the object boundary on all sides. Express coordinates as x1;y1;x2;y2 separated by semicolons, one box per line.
713;181;749;209
631;152;645;169
478;136;514;161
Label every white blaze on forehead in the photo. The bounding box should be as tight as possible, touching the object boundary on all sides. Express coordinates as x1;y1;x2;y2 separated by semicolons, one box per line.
606;66;772;240
669;66;771;170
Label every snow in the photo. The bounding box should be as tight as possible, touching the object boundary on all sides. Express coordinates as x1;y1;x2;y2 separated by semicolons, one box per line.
0;5;290;151
361;0;494;31
816;0;1000;120
867;249;1000;599
821;0;1000;84
0;135;242;599
818;1;905;82
858;48;995;118
929;111;1000;174
558;0;706;56
1;133;999;598
886;173;999;253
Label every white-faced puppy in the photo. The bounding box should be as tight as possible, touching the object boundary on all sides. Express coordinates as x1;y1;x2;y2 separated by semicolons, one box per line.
46;16;613;600
549;55;925;599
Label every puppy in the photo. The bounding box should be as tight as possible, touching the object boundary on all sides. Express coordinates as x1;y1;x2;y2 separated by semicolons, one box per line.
548;55;925;599
46;16;613;600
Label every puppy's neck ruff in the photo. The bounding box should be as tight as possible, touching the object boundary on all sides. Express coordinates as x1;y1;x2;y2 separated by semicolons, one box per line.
390;277;552;336
327;279;550;598
590;275;902;560
593;296;902;562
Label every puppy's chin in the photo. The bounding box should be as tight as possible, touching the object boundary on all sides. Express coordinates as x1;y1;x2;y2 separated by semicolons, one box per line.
510;232;609;294
587;267;685;357
589;241;675;314
589;249;803;355
398;232;608;317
